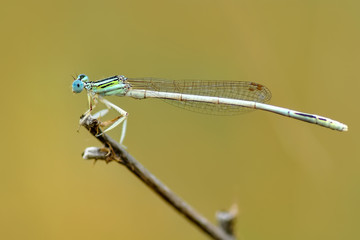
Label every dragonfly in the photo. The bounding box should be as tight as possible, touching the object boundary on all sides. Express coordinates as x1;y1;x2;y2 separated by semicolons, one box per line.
72;74;348;144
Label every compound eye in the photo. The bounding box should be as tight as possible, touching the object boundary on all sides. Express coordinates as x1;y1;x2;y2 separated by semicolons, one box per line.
77;74;89;82
72;79;84;93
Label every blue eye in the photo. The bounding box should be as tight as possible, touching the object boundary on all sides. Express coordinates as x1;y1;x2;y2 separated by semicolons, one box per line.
72;80;84;93
77;74;89;82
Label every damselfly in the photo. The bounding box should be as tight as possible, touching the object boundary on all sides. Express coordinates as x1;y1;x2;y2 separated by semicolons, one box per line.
72;74;348;144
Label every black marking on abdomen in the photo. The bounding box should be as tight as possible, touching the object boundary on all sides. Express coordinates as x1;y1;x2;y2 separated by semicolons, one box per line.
295;113;316;118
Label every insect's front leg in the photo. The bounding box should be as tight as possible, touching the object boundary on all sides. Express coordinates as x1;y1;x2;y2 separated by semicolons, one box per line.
86;93;98;114
79;93;99;130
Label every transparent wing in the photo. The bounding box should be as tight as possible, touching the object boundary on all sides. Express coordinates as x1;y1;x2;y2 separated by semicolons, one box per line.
127;78;272;115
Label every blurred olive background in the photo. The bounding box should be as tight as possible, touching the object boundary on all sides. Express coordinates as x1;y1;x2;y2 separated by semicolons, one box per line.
0;0;359;239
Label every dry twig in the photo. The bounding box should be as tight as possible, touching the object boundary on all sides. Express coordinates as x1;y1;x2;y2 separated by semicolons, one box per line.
80;114;237;240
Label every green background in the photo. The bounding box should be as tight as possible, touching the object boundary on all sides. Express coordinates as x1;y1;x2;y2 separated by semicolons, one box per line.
1;0;359;239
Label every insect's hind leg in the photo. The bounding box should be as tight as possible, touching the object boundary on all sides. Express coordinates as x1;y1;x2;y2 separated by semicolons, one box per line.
97;97;129;145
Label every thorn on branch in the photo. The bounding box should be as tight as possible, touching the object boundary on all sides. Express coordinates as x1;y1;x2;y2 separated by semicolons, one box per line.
216;204;238;236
